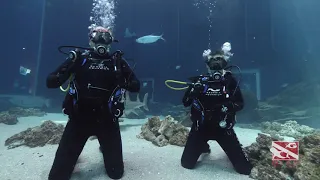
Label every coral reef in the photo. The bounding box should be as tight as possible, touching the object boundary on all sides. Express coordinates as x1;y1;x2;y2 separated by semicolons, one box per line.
0;111;18;125
8;107;46;117
244;132;320;180
0;107;46;125
137;115;189;147
261;120;315;139
5;120;64;149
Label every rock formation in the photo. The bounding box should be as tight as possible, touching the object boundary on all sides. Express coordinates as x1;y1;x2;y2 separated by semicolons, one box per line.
137;116;189;147
5;120;64;149
261;120;315;139
8;107;46;117
0;111;18;125
244;132;320;180
0;107;46;125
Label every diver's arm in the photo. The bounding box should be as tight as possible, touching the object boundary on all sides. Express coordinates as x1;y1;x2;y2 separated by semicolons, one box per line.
229;75;244;112
46;58;76;89
120;59;140;92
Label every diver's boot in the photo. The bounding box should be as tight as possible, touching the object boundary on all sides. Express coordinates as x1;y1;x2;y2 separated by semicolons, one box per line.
202;143;211;153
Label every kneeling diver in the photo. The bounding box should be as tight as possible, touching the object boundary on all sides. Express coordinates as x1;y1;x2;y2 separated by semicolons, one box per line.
180;48;253;175
46;26;140;180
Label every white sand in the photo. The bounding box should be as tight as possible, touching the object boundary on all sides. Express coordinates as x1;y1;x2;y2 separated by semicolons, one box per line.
0;113;261;180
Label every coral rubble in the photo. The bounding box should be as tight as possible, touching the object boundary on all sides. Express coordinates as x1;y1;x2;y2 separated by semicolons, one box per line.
0;107;46;125
0;111;18;125
261;120;315;139
8;107;46;117
5;120;64;149
245;132;320;180
137;115;189;147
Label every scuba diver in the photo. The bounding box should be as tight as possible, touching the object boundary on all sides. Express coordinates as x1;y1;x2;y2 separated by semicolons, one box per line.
46;26;140;180
179;47;253;175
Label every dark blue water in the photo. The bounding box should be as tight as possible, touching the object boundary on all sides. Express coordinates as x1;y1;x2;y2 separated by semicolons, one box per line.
1;0;319;105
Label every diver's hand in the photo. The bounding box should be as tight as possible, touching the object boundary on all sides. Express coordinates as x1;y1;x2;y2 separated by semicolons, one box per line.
202;49;211;59
189;82;203;98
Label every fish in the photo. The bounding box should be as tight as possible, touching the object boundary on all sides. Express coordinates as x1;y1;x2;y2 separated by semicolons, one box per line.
0;95;51;108
135;34;165;44
19;66;31;76
123;92;149;117
124;28;136;38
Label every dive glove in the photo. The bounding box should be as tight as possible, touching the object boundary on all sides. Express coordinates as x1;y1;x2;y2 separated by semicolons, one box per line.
189;82;203;98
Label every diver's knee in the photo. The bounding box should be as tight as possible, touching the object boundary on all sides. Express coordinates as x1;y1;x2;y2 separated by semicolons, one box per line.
105;166;124;179
181;158;196;169
234;163;253;175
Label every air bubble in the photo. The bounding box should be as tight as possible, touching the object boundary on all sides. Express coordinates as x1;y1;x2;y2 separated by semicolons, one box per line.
88;0;117;31
193;0;217;49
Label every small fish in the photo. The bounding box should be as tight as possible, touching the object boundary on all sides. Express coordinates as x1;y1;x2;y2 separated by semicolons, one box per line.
19;66;31;76
143;82;148;87
124;28;136;38
281;83;289;88
175;65;181;69
136;34;165;44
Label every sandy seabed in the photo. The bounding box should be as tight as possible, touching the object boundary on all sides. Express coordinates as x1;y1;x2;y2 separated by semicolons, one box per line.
0;113;261;180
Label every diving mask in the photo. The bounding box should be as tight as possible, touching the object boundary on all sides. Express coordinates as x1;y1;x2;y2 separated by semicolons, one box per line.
206;55;228;71
89;31;113;45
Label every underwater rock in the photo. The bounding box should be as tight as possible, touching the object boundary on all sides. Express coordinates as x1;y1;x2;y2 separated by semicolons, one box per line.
0;111;18;125
261;120;315;139
244;132;320;180
137;115;189;147
0;107;46;125
5;120;64;149
8;107;46;117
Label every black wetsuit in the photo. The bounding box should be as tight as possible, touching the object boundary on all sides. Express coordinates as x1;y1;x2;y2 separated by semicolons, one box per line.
46;50;140;180
180;72;253;175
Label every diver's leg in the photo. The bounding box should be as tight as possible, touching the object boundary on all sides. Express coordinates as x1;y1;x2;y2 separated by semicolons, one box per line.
96;117;124;179
48;117;90;180
181;124;207;169
216;128;253;175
